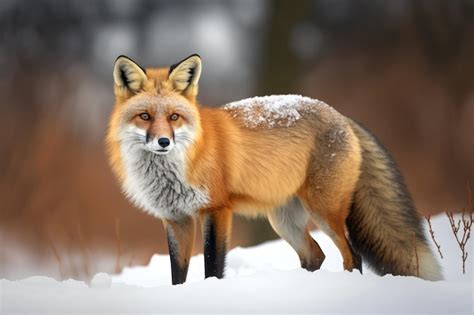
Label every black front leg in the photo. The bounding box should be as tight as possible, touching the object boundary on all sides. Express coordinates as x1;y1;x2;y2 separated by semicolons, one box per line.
163;216;196;285
202;208;232;279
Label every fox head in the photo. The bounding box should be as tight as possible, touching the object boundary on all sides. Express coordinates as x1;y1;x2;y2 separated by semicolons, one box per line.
108;54;203;158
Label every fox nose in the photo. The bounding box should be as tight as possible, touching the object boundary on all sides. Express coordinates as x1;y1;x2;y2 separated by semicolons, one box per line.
158;137;170;148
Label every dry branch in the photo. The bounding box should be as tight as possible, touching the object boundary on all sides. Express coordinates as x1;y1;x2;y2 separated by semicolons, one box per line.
425;215;443;259
413;232;419;277
76;221;91;279
128;252;136;267
115;217;122;273
48;238;65;280
446;183;473;274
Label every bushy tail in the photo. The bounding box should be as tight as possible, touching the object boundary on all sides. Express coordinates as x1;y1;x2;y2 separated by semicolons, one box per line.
346;120;442;280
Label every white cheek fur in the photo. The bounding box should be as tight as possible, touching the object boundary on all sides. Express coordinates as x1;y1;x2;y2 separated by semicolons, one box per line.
129;125;147;136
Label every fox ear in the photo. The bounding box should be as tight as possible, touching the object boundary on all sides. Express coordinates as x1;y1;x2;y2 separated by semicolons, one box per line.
168;54;202;100
113;55;147;94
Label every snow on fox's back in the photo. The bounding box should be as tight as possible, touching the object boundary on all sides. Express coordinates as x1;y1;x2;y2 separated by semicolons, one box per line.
223;94;331;128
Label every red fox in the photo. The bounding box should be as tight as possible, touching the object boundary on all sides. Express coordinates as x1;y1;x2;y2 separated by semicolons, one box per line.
106;54;442;284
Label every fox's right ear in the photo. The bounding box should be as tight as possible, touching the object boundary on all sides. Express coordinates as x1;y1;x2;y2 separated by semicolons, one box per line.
113;55;147;96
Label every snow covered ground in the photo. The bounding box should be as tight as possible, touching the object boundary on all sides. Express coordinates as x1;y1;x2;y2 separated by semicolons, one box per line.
1;214;472;314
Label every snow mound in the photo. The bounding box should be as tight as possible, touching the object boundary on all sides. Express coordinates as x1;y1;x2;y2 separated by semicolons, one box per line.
223;94;329;128
90;272;112;289
1;214;472;313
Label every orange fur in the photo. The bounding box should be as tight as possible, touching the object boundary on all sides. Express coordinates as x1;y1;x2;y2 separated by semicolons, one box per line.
106;56;362;273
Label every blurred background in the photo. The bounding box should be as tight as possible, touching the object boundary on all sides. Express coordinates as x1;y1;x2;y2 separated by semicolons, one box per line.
1;0;473;281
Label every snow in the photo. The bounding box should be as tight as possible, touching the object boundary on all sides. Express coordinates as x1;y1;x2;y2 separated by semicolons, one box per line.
1;214;473;313
90;272;112;289
223;94;330;128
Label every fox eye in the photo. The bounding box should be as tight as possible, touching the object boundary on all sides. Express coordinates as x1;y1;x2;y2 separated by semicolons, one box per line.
139;113;150;121
170;113;179;121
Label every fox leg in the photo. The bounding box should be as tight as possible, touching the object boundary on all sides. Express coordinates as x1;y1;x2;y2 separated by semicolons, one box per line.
299;192;362;272
201;207;232;279
267;198;326;271
162;216;196;285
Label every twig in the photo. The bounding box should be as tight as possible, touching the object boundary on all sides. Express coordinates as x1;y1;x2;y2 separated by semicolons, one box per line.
48;238;65;280
425;215;443;259
76;221;91;279
413;232;419;277
445;182;473;274
128;252;136;267
446;208;472;274
45;222;65;280
115;217;122;273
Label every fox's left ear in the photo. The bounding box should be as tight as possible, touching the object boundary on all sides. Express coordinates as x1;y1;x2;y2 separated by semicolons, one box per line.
168;54;202;101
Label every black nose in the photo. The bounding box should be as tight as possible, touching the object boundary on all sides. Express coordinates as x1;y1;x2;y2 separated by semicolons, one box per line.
158;137;170;148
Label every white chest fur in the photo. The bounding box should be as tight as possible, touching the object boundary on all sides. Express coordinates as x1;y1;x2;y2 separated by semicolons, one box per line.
121;147;209;220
